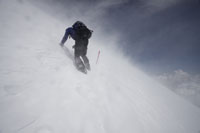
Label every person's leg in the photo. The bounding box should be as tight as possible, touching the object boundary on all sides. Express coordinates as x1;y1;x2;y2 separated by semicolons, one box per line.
74;48;84;69
82;55;90;70
74;39;90;71
82;55;89;64
81;47;91;70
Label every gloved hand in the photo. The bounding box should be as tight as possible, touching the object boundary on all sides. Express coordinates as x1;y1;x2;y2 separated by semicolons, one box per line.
59;42;64;47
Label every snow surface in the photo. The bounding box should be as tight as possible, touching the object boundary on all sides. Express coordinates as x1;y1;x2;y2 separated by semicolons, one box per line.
0;0;200;133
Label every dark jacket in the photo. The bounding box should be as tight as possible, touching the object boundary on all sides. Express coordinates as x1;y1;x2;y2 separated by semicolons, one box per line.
61;27;76;44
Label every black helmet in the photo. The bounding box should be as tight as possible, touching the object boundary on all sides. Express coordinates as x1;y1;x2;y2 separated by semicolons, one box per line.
72;21;86;29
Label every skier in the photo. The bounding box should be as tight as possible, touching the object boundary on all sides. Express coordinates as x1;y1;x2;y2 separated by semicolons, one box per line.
60;21;92;73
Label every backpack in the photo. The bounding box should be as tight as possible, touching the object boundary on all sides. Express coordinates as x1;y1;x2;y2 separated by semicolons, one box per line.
72;21;92;40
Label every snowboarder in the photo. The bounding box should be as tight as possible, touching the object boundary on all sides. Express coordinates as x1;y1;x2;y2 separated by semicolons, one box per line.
60;21;92;73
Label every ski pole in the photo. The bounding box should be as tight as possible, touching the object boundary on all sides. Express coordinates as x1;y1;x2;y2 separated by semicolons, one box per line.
96;50;100;64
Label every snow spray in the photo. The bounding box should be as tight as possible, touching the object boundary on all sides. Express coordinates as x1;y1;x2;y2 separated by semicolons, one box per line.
96;50;100;64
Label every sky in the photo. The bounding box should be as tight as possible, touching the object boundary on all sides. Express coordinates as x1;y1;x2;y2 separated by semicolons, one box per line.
31;0;200;75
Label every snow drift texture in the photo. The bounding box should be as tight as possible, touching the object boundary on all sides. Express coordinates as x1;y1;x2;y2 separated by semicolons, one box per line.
0;0;200;133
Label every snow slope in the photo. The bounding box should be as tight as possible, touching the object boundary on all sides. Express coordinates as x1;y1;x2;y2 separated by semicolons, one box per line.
0;0;200;133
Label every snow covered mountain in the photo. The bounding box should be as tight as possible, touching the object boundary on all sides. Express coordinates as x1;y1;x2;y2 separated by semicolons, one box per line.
0;0;200;133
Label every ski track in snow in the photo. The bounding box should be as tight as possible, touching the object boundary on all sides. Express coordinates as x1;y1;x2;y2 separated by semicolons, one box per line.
0;0;200;133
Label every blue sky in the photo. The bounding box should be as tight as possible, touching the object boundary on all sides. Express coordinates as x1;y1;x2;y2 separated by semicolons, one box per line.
100;0;200;75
